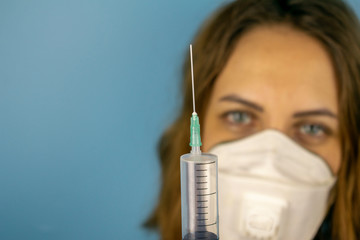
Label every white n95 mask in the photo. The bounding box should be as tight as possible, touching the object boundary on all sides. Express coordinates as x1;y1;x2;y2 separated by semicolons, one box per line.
209;129;336;240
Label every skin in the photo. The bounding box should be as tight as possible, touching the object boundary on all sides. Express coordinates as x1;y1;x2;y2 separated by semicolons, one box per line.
202;24;341;174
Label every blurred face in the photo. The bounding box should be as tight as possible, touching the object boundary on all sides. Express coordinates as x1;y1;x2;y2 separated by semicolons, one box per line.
203;24;341;174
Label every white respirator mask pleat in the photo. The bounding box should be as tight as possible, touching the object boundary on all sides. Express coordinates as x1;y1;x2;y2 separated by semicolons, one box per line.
209;129;336;240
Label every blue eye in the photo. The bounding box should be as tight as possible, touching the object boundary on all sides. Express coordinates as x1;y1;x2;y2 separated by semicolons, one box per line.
300;124;325;136
295;122;333;145
224;111;252;125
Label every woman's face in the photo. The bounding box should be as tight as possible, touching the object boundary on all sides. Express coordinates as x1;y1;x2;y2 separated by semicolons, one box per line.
203;24;341;174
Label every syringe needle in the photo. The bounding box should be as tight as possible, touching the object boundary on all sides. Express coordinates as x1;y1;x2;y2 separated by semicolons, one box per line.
189;44;202;152
190;44;196;114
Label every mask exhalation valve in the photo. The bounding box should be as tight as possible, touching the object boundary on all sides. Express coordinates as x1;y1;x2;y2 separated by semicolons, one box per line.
239;193;288;239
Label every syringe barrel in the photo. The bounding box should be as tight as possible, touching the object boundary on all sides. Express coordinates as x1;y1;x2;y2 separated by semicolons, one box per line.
180;153;219;240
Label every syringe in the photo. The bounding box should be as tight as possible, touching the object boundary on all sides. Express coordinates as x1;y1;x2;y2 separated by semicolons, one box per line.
180;45;219;240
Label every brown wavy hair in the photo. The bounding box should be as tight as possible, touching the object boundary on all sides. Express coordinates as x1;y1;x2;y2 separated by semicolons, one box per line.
145;0;360;239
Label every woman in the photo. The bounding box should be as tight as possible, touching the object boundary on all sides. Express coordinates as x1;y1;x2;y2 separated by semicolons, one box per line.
145;0;360;239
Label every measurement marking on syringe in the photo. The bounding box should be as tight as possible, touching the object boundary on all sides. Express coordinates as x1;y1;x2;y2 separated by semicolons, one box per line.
196;161;215;165
197;219;208;221
196;169;207;171
197;212;208;215
197;206;208;209
197;188;208;190
196;181;207;184
197;200;208;202
197;192;216;196
196;176;207;178
198;222;217;227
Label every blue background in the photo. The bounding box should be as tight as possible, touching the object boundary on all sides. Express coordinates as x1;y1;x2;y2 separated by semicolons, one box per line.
0;1;359;239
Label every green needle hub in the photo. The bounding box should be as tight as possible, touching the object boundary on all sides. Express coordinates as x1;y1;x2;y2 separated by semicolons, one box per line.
190;113;202;147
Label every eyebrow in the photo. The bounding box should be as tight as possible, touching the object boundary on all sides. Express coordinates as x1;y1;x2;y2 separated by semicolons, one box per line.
219;94;264;112
219;94;337;119
293;109;337;118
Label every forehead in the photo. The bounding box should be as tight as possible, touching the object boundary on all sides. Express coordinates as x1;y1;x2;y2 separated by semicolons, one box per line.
213;24;338;113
